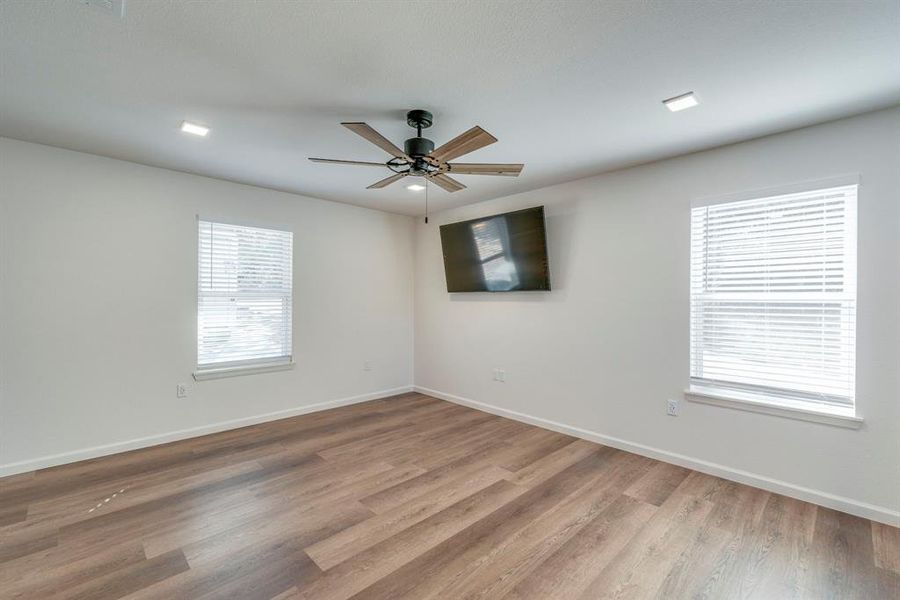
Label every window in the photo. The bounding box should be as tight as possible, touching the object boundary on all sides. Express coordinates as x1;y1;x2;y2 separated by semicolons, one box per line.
196;220;293;375
471;217;519;291
690;183;857;413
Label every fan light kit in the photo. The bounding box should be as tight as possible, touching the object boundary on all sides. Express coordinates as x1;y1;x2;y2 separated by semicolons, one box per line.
308;109;523;194
663;92;699;112
180;121;210;136
407;184;425;191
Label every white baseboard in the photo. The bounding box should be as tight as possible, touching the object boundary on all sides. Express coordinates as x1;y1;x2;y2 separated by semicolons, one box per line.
0;385;414;478
414;386;900;527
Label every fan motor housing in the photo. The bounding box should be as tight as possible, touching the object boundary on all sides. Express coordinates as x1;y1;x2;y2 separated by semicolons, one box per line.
406;109;433;129
404;136;434;158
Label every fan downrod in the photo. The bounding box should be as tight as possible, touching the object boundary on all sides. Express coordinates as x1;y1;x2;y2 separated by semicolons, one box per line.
404;109;436;175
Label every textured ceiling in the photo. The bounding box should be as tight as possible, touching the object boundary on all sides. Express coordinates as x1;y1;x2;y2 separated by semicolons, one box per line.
1;0;899;216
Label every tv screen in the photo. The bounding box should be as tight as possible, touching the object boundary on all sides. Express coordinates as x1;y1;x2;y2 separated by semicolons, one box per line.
439;206;550;292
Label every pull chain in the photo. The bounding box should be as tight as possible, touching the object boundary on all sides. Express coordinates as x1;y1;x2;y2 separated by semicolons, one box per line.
424;176;429;224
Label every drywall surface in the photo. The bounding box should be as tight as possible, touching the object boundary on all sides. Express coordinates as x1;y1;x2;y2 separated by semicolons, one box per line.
0;138;414;472
414;107;900;522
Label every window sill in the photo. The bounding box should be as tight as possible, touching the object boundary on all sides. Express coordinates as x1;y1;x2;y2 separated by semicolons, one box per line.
193;360;295;381
684;386;863;429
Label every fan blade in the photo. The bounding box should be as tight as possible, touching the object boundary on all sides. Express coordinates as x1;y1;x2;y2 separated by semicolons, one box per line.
430;126;497;163
446;163;523;176
309;158;387;167
342;122;410;160
367;172;408;189
428;173;466;193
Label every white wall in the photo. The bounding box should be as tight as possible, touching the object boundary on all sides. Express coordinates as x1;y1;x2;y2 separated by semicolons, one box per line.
414;107;900;524
0;138;414;473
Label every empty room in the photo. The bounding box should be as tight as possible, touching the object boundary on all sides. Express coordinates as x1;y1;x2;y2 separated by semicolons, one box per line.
1;1;899;598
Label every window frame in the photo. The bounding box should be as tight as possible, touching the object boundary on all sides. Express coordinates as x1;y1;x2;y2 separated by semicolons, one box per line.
684;175;862;428
192;216;295;380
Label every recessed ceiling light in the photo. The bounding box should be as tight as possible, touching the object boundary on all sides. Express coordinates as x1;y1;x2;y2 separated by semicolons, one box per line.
180;121;210;136
663;92;698;112
407;184;426;191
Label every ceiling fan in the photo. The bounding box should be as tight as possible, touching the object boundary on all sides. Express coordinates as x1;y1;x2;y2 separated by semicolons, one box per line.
308;109;523;193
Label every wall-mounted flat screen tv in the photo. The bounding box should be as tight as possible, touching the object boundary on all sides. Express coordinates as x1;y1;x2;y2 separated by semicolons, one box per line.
439;206;550;292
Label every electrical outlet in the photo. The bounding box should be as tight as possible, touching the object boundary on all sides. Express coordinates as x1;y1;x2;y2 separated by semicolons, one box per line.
176;384;187;399
667;398;679;416
363;360;372;371
498;369;506;383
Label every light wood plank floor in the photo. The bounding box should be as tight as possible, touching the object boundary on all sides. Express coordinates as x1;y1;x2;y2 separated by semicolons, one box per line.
1;392;898;599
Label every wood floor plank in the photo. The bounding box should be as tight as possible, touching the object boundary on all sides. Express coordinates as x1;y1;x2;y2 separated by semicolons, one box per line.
503;494;657;600
750;495;818;599
346;447;632;600
357;442;516;514
507;439;598;487
624;460;692;506
124;501;363;599
576;490;717;599
57;549;189;600
49;456;341;559
297;480;527;600
316;424;420;462
0;506;27;527
801;506;882;599
432;457;656;599
141;463;420;559
652;519;737;599
873;520;900;574
55;456;325;543
127;537;321;600
345;411;499;468
401;415;525;469
701;476;771;534
23;458;265;531
268;587;301;600
405;433;510;474
0;523;58;563
305;464;511;570
875;566;900;599
0;392;893;600
1;544;147;600
497;429;576;472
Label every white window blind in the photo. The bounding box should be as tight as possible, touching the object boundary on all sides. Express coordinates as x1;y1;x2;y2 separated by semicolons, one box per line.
690;184;857;408
197;220;293;369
